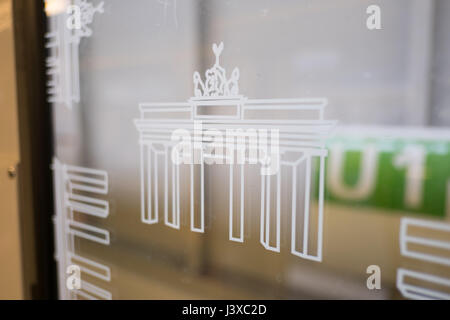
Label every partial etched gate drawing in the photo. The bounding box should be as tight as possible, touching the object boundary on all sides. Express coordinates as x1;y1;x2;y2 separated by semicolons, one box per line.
397;217;450;299
53;158;112;300
134;42;336;262
45;0;104;109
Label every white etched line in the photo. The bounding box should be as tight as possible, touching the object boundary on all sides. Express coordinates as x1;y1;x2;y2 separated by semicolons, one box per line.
164;146;169;226
79;280;112;300
276;169;281;251
133;42;334;262
140;144;146;223
69;253;111;282
153;150;159;223
190;163;194;231
176;163;180;228
67;220;110;245
229;164;234;241
303;156;312;255
52;158;112;299
265;175;271;250
291;165;297;255
316;155;325;261
240;164;245;242
400;217;450;266
66;194;109;218
397;268;450;300
145;146;154;223
260;173;265;247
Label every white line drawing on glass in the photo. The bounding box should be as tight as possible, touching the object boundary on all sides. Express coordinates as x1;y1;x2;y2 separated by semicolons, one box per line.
45;0;104;109
134;42;336;262
0;1;12;33
397;217;450;300
397;269;450;300
400;217;450;266
53;158;112;300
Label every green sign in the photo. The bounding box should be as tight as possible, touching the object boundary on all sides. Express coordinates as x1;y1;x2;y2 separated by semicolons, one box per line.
322;133;450;218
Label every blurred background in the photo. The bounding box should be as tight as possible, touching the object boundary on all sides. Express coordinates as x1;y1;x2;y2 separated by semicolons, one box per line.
0;0;449;299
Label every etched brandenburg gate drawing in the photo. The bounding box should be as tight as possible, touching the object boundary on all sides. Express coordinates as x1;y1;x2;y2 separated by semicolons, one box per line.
135;43;336;262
